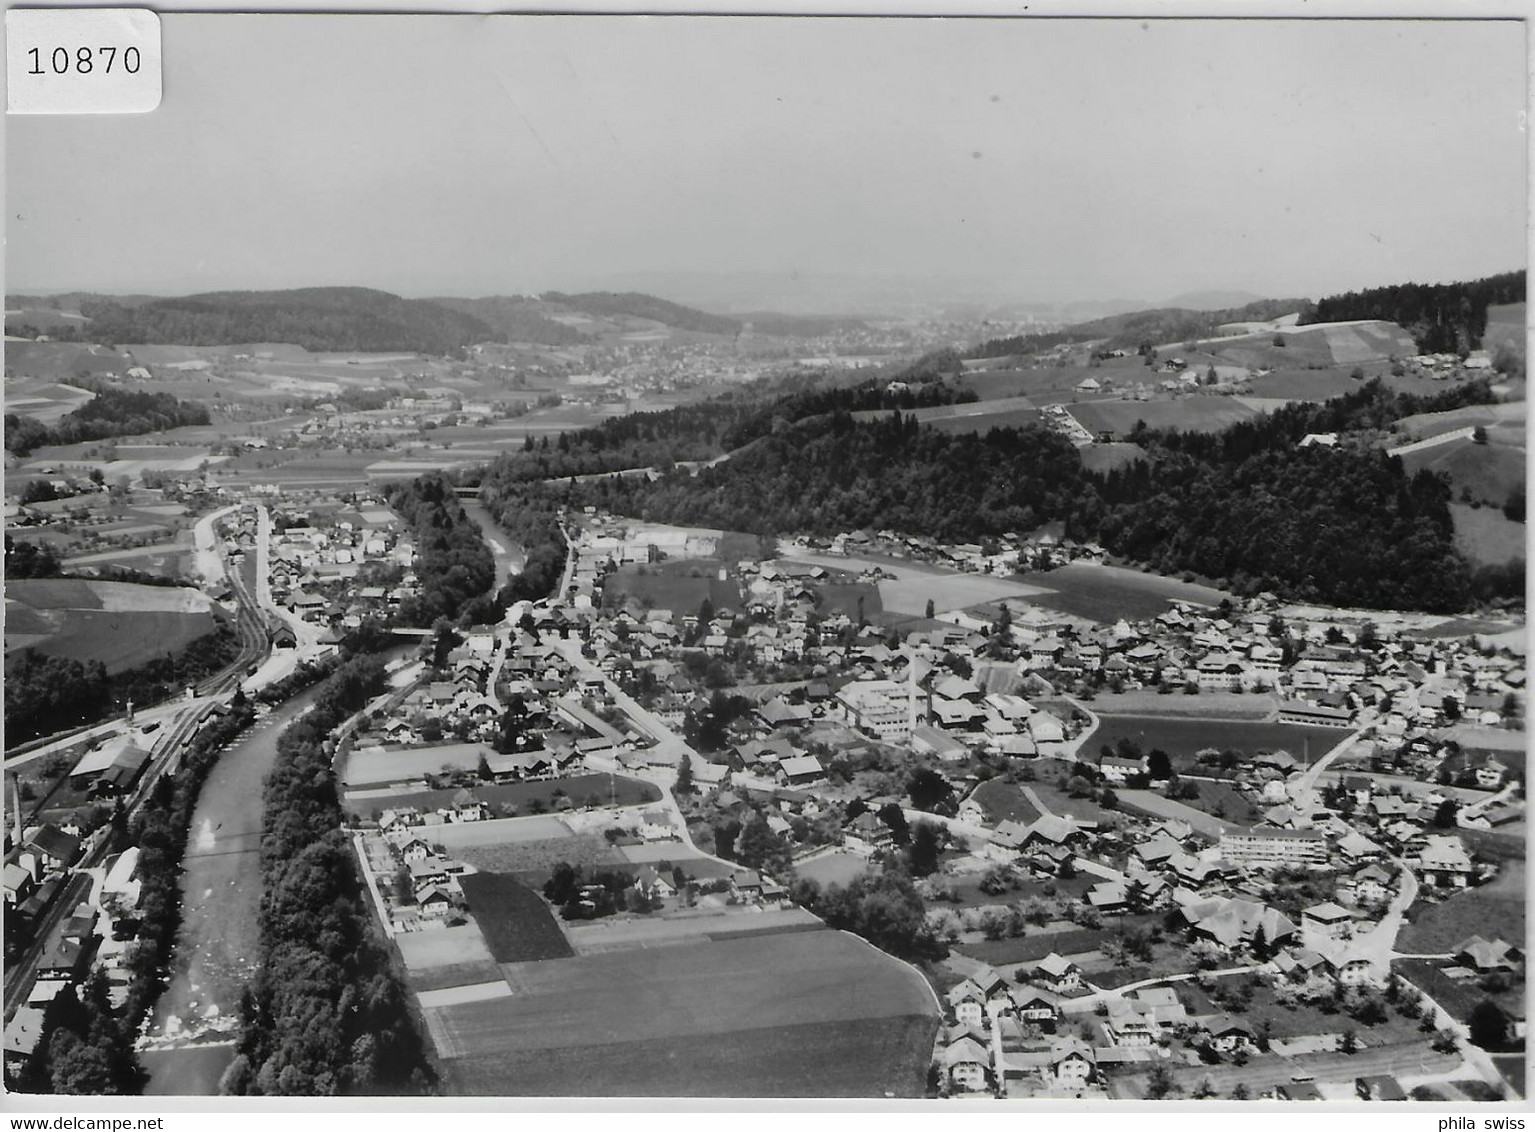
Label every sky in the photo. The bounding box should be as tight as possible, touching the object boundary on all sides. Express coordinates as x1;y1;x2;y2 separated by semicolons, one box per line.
6;15;1528;310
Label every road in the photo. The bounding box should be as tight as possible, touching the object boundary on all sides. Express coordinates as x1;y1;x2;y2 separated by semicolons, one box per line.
1386;425;1478;458
1289;726;1367;813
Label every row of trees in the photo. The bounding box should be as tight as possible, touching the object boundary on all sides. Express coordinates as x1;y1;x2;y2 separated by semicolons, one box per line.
224;654;436;1095
5;389;211;455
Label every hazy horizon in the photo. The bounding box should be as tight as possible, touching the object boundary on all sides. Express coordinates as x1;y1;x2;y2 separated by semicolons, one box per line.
7;16;1526;313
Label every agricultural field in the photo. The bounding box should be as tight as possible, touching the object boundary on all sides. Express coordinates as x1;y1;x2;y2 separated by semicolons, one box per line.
1449;503;1526;567
4;578;224;673
343;773;661;822
1011;561;1236;622
1066;397;1260;438
859;564;1052;618
1243;369;1363;402
457;872;575;963
1086;714;1346;770
603;560;742;615
1392;399;1526;443
809;579;883;620
424;928;938;1097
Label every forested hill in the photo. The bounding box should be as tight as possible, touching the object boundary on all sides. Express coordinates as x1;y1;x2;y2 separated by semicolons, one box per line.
425;295;594;346
964;297;1314;359
534;377;1511;613
68;287;499;354
540;291;741;335
1302;270;1525;354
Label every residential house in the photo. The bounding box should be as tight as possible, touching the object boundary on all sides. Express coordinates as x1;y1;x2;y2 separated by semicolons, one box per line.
1355;1075;1408;1102
1030;953;1082;994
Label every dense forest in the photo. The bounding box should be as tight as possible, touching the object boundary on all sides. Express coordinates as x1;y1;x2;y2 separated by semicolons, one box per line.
541;290;740;336
71;288;498;354
1302;270;1524;354
6;389;212;455
224;654;436;1096
424;295;594;346
384;474;497;627
537;377;1511;613
965;297;1313;359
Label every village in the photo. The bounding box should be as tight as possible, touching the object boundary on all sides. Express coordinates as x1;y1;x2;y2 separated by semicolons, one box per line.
138;508;1519;1102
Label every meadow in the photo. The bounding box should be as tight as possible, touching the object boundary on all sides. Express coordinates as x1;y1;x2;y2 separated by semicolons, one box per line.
425;928;938;1096
603;560;742;615
1449;503;1527;567
1066;397;1260;437
1011;560;1235;622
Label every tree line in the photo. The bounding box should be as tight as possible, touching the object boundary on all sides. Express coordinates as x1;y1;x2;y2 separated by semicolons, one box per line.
384;473;497;627
6;389;212;455
223;654;436;1096
1303;270;1524;355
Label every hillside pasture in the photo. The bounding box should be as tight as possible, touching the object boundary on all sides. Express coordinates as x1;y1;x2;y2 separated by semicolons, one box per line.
425;929;938;1097
1400;438;1526;509
1066;397;1259;437
1398;859;1525;955
1449;504;1526;567
4;579;223;673
1010;561;1236;621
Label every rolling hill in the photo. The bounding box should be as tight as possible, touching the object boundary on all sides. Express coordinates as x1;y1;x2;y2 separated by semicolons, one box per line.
426;295;594;346
540;291;741;336
50;288;500;354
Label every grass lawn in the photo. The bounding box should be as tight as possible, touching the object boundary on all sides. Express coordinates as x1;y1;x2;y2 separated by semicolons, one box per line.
1012;561;1235;622
925;407;1044;434
796;848;873;888
458;872;575;963
966;778;1044;824
958;916;1166;969
1402;439;1527;511
426;929;938;1094
1201;973;1425;1044
407;960;507;993
1177;779;1266;826
394;923;495;970
1398;861;1526;954
1078;442;1148;474
344;773;660;821
442;1013;939;1097
1086;714;1344;770
810;580;883;620
454;833;626;882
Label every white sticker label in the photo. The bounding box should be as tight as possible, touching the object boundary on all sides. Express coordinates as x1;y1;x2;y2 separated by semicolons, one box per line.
6;8;161;115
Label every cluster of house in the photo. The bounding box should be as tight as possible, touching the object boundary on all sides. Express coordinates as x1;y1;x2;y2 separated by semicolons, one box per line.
936;963;1099;1097
791;526;1103;576
373;812;472;932
4;846;142;1076
257;496;419;631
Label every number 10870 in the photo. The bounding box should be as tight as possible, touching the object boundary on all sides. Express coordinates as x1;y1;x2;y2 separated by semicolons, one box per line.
26;46;142;74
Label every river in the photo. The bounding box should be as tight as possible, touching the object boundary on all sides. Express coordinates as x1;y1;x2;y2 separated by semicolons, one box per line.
461;497;523;592
140;685;325;1094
